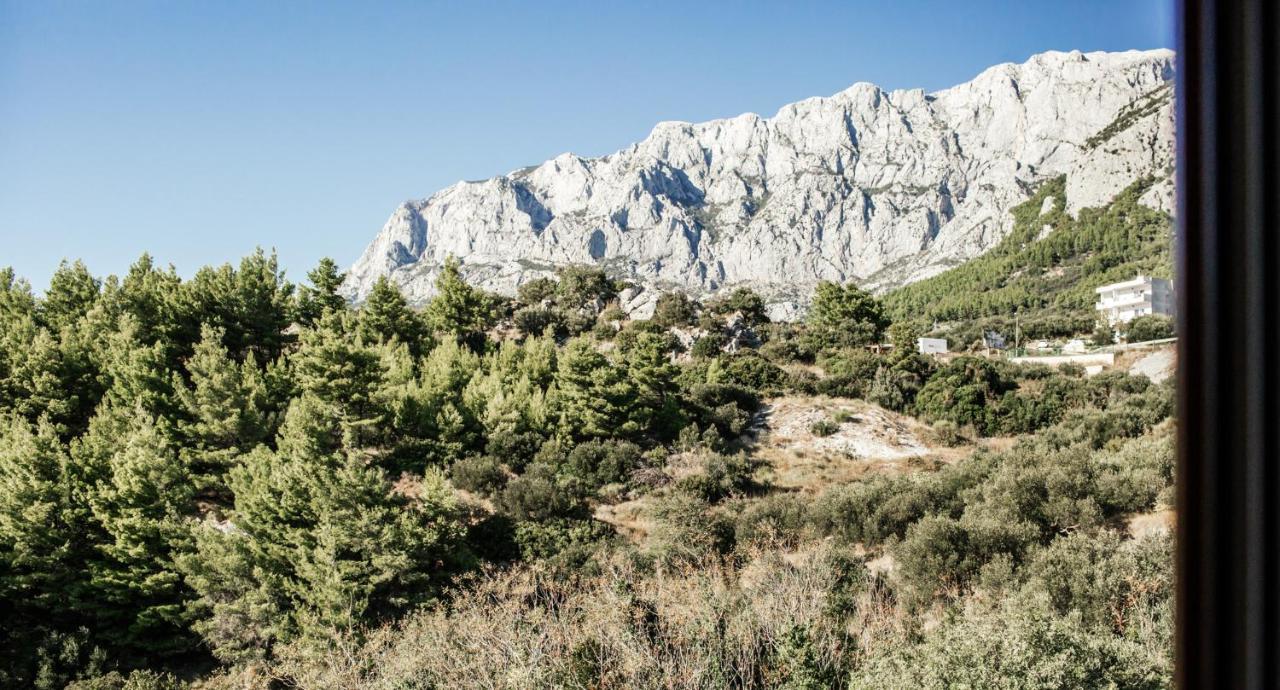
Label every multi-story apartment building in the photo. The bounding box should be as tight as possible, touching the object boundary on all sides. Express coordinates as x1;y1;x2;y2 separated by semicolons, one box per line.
1094;274;1175;324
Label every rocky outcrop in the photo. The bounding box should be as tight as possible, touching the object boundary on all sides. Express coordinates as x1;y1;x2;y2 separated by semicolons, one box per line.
344;49;1175;318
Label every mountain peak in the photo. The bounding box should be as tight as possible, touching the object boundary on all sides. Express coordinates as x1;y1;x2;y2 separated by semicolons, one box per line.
344;49;1176;318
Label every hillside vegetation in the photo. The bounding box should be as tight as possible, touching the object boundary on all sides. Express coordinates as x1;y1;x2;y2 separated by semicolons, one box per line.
0;233;1173;688
883;175;1174;342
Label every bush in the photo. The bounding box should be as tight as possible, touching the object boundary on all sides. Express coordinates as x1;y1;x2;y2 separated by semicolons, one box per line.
930;420;969;447
758;324;814;364
915;356;1019;435
648;492;734;565
706;287;769;327
513;517;612;566
734;493;810;548
516;277;557;305
499;463;588;521
690;333;725;359
1125;314;1174;342
450;455;508;496
676;452;761;502
809;419;839;437
484;428;545;470
651;291;697;327
562;439;643;489
512;306;561;337
66;671;186;690
714;353;789;394
850;594;1170;689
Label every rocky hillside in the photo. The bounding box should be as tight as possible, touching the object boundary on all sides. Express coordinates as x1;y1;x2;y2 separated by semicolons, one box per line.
344;49;1175;318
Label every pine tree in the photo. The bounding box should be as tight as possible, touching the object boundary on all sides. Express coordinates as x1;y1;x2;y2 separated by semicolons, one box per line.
423;257;495;350
180;427;470;660
293;313;385;446
175;325;271;491
622;331;684;440
85;411;197;655
174;249;295;363
807;281;889;350
0;416;92;620
554;338;636;442
111;254;184;358
0;267;37;324
99;315;180;420
39;260;100;334
295;257;347;326
358;276;428;355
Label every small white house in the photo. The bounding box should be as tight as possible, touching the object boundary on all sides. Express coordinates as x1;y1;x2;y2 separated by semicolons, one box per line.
1095;275;1175;324
917;337;949;355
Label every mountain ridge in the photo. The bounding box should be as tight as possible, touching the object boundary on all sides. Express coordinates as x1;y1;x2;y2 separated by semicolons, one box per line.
344;48;1175;319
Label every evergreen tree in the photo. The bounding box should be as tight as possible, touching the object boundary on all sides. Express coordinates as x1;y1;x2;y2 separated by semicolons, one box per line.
0;416;99;686
99;316;180;420
358;276;428;355
0;267;37;324
424;257;495;349
707;287;769;327
175;325;271;490
554;338;637;442
174;249;294;363
40;260;101;334
622;331;683;440
651;291;697;328
0;416;91;622
554;265;620;310
180;428;469;660
85;411;196;655
293;313;384;446
295;257;347;326
111;255;184;359
807;280;889;350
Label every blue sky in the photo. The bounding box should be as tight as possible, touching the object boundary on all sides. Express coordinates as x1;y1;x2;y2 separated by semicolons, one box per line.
0;1;1173;289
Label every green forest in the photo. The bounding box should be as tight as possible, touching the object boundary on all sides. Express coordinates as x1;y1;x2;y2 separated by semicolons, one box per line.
0;178;1176;689
883;175;1175;343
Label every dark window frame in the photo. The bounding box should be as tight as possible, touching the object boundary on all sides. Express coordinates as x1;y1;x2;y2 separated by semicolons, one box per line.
1175;1;1279;687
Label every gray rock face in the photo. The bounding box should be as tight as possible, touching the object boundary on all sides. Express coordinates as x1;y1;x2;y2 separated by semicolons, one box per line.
344;49;1175;317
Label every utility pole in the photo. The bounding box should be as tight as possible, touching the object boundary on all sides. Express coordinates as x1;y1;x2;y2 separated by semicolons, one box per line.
1015;312;1021;356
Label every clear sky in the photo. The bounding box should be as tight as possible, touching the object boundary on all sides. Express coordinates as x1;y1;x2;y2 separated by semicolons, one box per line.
0;0;1173;290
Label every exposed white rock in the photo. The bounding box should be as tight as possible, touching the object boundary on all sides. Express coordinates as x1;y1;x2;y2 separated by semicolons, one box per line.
344;49;1175;314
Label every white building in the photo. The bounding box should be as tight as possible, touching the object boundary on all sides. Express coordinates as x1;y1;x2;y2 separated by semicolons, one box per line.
917;337;949;355
1095;275;1175;324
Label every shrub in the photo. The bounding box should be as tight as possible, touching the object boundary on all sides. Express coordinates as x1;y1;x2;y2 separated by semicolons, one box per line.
449;455;508;496
706;287;769;327
513;517;612;566
931;420;969;447
1125;314;1174;342
499;462;588;522
517;277;557;305
734;493;810;548
65;671;186;690
809;419;839;437
562;439;644;489
512;306;561;337
690;333;725;359
915;356;1019;435
714;353;789;394
850;594;1170;689
652;291;697;327
676;452;761;502
648;491;734;565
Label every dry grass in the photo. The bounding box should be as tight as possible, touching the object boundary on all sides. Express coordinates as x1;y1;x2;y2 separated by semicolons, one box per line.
265;543;908;690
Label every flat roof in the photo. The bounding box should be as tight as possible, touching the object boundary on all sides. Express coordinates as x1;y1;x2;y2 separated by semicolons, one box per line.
1095;275;1164;293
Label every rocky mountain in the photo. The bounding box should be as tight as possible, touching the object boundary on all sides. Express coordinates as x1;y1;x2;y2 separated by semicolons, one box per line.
344;49;1175;318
